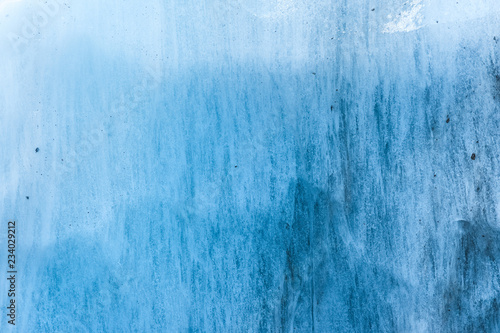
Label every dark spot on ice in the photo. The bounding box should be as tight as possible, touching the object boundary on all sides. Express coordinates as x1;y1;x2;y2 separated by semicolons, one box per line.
35;147;39;153
371;8;375;11
477;187;480;192
331;105;334;111
471;153;476;160
235;165;238;168
446;117;450;123
26;196;29;200
434;174;436;177
312;72;316;75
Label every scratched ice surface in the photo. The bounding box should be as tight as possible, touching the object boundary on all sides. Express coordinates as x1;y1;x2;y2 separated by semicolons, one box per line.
1;0;500;332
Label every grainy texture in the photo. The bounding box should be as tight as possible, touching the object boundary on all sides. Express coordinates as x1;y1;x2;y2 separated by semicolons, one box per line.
1;0;500;332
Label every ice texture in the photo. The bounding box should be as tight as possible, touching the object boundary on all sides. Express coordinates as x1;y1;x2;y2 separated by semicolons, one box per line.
1;0;500;332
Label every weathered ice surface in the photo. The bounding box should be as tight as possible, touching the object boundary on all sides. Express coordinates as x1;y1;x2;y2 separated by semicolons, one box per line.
1;0;500;331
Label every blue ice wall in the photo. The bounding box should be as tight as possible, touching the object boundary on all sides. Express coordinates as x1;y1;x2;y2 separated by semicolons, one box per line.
1;0;500;332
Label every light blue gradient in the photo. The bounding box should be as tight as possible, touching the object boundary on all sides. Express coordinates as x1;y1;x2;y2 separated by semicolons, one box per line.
1;0;500;331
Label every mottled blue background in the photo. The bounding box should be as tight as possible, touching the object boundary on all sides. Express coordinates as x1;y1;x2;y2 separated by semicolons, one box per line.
1;0;500;332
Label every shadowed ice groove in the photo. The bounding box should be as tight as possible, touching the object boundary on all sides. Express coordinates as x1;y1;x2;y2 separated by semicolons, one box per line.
442;220;500;332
